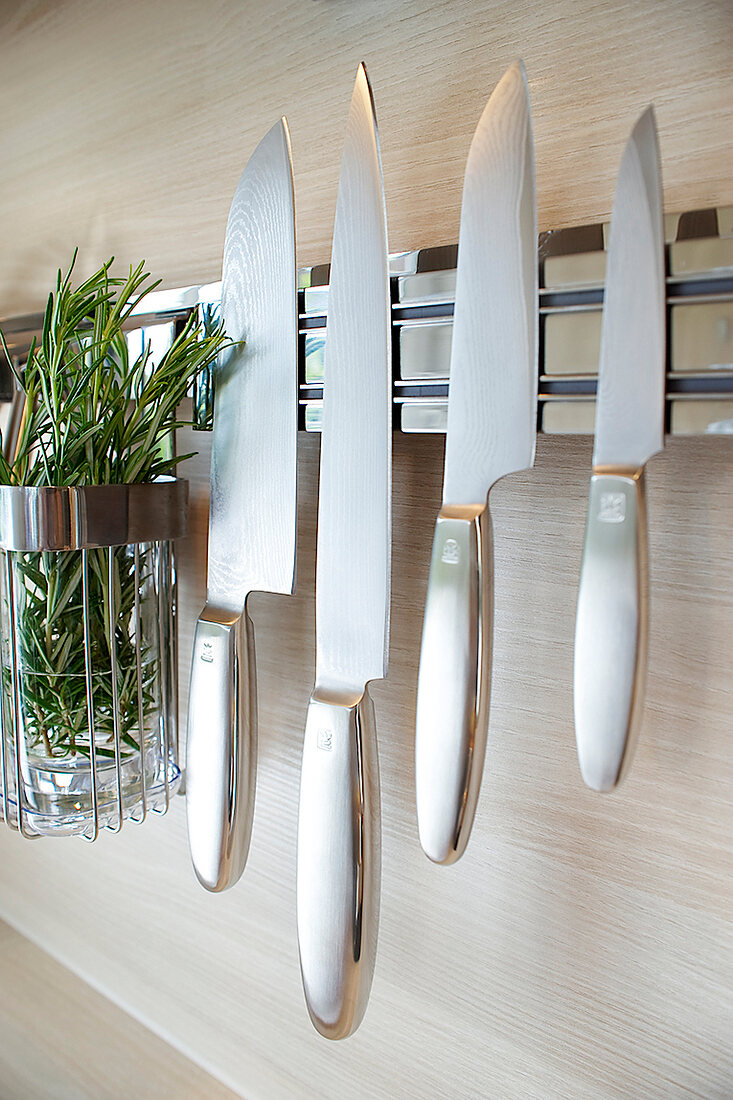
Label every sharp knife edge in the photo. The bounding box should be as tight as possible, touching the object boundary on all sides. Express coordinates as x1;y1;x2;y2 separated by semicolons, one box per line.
443;60;537;506
593;106;665;469
314;65;391;694
208;118;298;605
186;118;297;893
574;107;665;793
415;60;537;865
296;63;390;1042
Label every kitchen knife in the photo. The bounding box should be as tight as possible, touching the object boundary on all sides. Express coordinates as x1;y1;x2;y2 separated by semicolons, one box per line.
186;119;297;891
296;63;390;1040
415;61;537;865
574;108;665;792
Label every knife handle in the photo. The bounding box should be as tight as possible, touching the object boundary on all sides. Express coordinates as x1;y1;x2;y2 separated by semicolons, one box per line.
415;503;493;865
574;470;648;792
296;688;381;1040
185;603;257;891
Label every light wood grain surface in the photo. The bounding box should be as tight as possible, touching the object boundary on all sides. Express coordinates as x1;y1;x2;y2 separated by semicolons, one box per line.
0;0;731;315
0;3;732;1097
0;919;240;1099
0;432;731;1099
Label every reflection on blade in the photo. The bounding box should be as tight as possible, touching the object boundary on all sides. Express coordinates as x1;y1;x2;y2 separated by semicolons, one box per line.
443;60;537;505
593;107;665;469
314;64;391;694
207;118;297;608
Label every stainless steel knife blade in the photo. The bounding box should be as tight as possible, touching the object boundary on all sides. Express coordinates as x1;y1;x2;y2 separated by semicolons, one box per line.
415;60;537;865
296;63;390;1041
574;107;665;792
443;60;537;505
593;107;666;468
209;121;298;606
186;118;297;891
313;79;391;694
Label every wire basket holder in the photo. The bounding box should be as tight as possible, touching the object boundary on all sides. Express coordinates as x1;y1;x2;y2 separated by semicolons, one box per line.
0;478;187;841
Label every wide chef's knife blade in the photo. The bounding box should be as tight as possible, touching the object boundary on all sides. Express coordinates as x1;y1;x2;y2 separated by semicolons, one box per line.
296;63;390;1040
186;119;297;891
415;61;537;864
574;108;665;792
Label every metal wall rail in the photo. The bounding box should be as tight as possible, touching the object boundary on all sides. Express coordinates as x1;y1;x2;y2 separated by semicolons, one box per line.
2;206;731;437
298;205;733;436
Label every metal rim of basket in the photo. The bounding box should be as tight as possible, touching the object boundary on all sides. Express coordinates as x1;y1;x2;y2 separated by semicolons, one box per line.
0;475;188;551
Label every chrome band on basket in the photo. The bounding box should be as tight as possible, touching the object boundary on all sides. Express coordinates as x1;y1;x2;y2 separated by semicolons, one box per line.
0;477;188;552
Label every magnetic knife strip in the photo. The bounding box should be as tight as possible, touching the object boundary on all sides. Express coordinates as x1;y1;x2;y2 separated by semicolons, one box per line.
2;205;731;437
299;204;733;437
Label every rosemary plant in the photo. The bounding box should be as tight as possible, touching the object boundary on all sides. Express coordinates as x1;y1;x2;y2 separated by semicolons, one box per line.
0;256;227;762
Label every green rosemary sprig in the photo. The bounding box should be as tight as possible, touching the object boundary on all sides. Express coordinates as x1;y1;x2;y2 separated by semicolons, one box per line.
6;546;158;760
0;252;227;486
0;255;228;760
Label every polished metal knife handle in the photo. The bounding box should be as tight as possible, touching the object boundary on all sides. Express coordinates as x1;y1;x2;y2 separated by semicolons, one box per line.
415;504;493;864
185;604;257;891
574;471;649;792
296;688;381;1040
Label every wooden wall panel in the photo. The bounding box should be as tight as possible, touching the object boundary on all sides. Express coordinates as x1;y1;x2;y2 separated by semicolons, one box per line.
0;920;240;1100
0;0;731;315
0;2;732;1097
0;433;731;1098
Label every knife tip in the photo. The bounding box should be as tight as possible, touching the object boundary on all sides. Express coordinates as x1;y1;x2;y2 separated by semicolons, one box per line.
504;58;528;86
355;61;373;98
486;58;531;117
627;104;662;203
633;103;658;140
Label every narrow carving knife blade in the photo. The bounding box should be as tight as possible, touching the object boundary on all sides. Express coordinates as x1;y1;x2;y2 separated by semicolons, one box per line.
415;61;537;864
574;107;665;791
296;63;391;1040
186;119;297;891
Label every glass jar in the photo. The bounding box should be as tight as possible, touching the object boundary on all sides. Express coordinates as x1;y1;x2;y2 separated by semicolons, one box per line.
0;480;186;839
